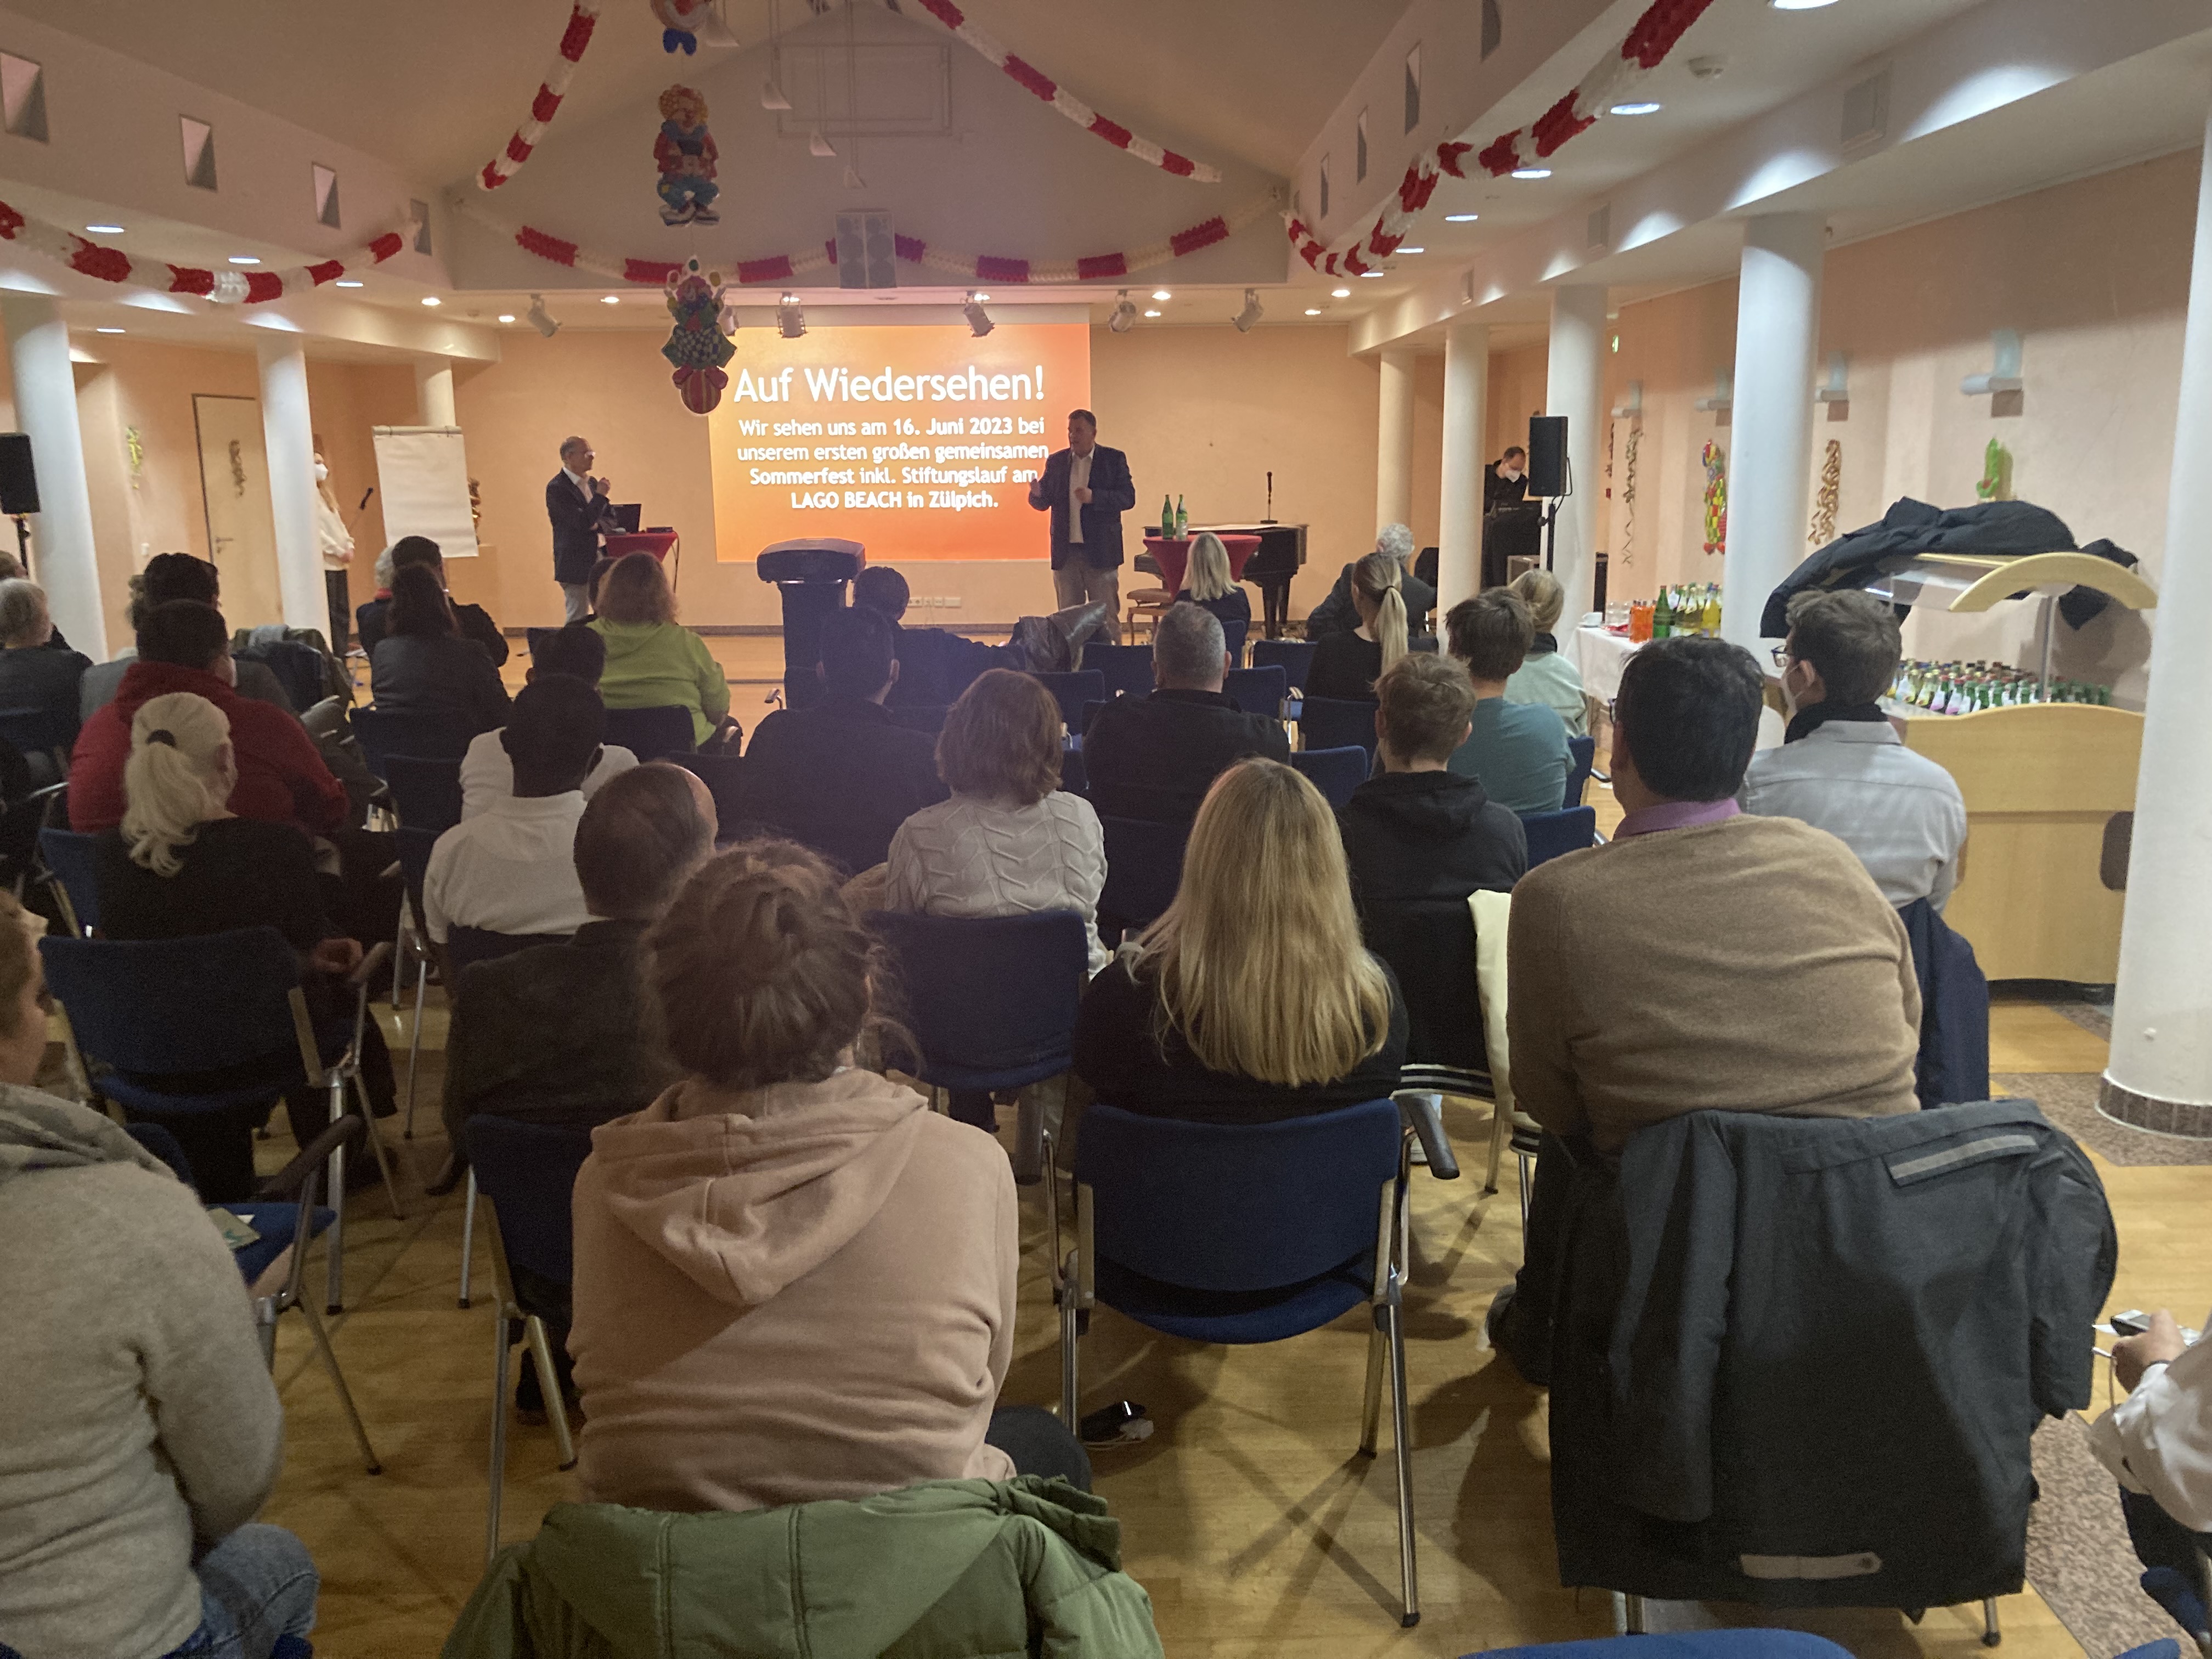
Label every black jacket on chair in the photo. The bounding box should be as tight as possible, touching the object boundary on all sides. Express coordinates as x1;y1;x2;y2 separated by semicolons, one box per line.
741;695;949;874
1026;445;1136;571
368;635;512;736
1899;896;1991;1111
1081;688;1288;825
1304;562;1437;641
1548;1102;2115;1612
547;471;621;586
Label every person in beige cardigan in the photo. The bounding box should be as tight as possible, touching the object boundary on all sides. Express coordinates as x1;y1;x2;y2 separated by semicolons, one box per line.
568;838;1087;1513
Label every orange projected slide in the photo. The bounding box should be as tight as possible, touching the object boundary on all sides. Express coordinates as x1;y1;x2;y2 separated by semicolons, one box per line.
708;323;1090;561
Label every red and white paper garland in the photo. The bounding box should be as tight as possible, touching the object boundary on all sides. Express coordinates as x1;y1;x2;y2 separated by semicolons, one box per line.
477;1;605;190
451;188;1274;287
0;197;414;303
908;0;1220;184
1289;0;1716;276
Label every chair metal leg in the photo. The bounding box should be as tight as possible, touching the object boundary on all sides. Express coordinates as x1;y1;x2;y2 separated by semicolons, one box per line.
1057;1250;1080;1427
486;1312;512;1570
1011;1083;1046;1186
402;953;427;1137
458;1169;478;1309
349;1068;405;1220
298;1300;382;1475
1622;1593;1648;1634
1982;1596;2001;1646
1358;1316;1386;1456
1517;1149;1534;1238
325;1140;347;1314
1484;1094;1510;1195
1384;1269;1419;1628
389;910;407;1009
524;1313;577;1471
255;1296;279;1369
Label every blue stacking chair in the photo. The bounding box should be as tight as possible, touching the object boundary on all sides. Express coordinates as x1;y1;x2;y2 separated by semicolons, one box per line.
524;627;560;663
382;754;464;834
1521;805;1598;868
0;704;74;775
1291;745;1368;810
1301;696;1381;761
867;910;1088;1181
1028;669;1106;733
675;752;754;842
37;826;101;936
1223;664;1288;721
41;928;400;1314
1251;638;1317;693
466;1116;592;1565
602;703;696;761
1057;1094;1459;1627
1564;733;1597;809
352;707;475;778
1464;1634;1854;1658
1098;815;1188;944
1083;642;1155;701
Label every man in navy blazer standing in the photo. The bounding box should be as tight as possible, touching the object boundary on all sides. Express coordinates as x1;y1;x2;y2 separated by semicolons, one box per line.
546;435;622;623
1027;408;1134;644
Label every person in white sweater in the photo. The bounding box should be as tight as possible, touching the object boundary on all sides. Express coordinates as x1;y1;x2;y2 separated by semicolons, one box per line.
2092;1307;2212;1603
886;668;1108;977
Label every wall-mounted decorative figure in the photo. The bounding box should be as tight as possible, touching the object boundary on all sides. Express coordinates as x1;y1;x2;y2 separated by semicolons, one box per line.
651;0;713;55
1976;437;2013;501
654;84;719;224
1700;439;1727;555
663;258;735;414
1809;439;1841;545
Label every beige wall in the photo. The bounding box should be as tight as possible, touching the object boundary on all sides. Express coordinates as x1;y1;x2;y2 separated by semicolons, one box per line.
1486;342;1550;466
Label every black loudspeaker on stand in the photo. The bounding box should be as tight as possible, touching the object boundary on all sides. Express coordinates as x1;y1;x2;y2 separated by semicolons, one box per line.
0;433;37;575
1526;415;1569;575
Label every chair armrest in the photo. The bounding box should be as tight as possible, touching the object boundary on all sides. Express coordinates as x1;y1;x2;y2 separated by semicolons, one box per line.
254;1115;364;1202
348;941;395;989
1393;1089;1460;1181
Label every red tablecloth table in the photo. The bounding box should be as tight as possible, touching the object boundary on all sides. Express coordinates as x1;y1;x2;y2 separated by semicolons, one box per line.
606;529;681;591
1139;534;1260;594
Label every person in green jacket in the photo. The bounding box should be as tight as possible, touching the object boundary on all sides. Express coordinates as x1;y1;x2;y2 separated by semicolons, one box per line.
589;552;733;748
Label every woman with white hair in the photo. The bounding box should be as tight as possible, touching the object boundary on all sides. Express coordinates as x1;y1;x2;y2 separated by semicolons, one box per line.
1303;522;1437;642
1503;567;1589;736
1172;530;1252;662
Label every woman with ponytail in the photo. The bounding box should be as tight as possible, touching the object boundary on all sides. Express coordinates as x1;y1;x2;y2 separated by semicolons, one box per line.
568;837;1088;1513
1305;549;1412;700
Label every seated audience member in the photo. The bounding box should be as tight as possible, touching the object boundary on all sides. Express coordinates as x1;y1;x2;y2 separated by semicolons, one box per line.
1174;531;1252;659
422;676;603;946
1305;523;1436;641
1443;589;1573;815
1742;589;1967;910
0;893;318;1659
742;606;947;873
70;600;348;837
1305;549;1410;701
2092;1308;2212;1600
0;580;89;749
351;544;396;656
0;552;69;652
94;691;394;1196
853;563;1007;709
569;838;1087;1511
887;668;1109;976
356;534;507;665
590;551;732;749
369;564;512;737
1341;652;1526;905
460;622;638;819
1503;568;1589;737
1074;758;1407;1122
1081;602;1289;824
82;554;295;721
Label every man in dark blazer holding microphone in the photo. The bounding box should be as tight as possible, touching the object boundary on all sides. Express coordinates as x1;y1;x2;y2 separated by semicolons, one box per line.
1027;408;1134;644
547;435;622;623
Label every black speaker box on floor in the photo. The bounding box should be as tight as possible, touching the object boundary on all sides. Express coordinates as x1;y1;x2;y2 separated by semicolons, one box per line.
0;433;38;517
1526;415;1568;498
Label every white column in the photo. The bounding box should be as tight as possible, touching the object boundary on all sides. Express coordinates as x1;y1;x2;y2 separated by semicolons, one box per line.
1437;320;1489;613
1375;348;1415;534
1720;213;1824;653
0;294;106;658
2104;96;2212;1138
415;359;457;427
1544;284;1607;624
256;337;326;632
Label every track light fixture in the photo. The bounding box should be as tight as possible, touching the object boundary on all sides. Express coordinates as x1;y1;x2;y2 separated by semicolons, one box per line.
778;292;806;338
1107;289;1137;334
1231;289;1263;333
963;292;994;337
526;294;560;337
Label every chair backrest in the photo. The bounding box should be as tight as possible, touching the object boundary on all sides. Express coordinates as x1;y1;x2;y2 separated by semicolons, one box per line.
1300;696;1380;760
602;703;697;762
1222;664;1287;721
1289;746;1367;811
674;752;749;838
1028;669;1107;732
1221;617;1249;666
233;637;329;713
868;910;1087;1084
1251;639;1317;693
41;929;302;1077
446;926;569;978
1098;815;1188;940
353;706;475;776
524;626;560;664
465;1115;593;1287
1521;805;1597;868
38;827;101;934
1083;642;1155;701
1077;698;1111;740
1360;896;1488;1077
382;754;464;833
889;703;950;737
1076;1098;1401;1291
0;706;70;764
1564;733;1596;810
395;823;439;915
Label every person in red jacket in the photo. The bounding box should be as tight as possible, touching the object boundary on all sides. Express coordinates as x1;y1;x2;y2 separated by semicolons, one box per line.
70;600;347;839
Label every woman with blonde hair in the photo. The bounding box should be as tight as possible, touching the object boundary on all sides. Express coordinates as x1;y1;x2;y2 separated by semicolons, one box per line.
590;551;734;748
1073;758;1407;1122
1173;530;1251;662
1505;566;1589;736
1304;549;1411;701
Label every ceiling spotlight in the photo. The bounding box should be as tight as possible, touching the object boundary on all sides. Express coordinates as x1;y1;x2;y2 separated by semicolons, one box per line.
1610;101;1663;115
333;279;363;288
496;313;516;324
1232;289;1263;333
601;295;620;306
527;293;561;337
1304;308;1322;317
420;296;441;307
1331;286;1352;298
778;292;806;339
963;291;994;337
86;223;124;235
94;326;125;334
1152;289;1171;301
1108;289;1138;334
1511;167;1552;180
1444;213;1480;222
228;255;261;266
1143;308;1162;318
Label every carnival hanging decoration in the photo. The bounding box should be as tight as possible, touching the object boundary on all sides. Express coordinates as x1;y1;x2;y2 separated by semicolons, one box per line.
1700;441;1728;555
650;0;713;54
1809;439;1841;544
0;196;413;303
662;258;736;415
1620;424;1641;567
477;2;605;189
1289;0;1715;278
906;0;1220;182
654;86;720;224
1976;437;2012;502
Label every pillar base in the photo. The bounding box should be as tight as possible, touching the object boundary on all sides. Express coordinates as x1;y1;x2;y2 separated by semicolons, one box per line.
2097;1075;2212;1139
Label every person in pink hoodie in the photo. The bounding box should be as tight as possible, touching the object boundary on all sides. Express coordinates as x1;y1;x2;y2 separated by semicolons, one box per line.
568;838;1086;1511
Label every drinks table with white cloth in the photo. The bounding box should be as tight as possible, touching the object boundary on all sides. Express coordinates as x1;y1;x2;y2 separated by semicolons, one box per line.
1564;622;1641;706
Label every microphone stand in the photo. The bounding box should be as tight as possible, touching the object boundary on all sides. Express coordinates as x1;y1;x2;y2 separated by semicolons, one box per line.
1263;470;1274;524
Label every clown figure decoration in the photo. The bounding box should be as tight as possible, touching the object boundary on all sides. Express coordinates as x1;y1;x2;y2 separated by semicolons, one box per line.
650;0;713;53
654;85;719;224
663;259;736;414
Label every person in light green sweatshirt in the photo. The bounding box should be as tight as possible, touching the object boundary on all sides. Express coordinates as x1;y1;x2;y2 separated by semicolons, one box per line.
1504;566;1591;738
589;551;734;747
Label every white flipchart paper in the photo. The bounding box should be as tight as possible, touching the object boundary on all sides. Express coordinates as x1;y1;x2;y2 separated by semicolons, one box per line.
371;426;479;558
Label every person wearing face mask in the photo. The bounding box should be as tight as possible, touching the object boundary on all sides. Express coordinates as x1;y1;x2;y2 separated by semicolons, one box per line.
1485;445;1530;514
312;449;354;653
1741;589;1966;911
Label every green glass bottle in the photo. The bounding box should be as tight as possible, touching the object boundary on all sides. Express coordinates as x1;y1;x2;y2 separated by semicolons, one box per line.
1160;494;1175;538
1652;588;1673;639
1175;494;1187;537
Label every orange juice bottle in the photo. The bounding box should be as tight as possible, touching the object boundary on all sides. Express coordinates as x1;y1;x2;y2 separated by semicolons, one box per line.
1629;601;1653;643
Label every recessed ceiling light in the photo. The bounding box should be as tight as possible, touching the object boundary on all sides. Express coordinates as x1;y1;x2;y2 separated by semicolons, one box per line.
94;326;124;334
601;295;620;305
1511;168;1552;180
1143;308;1161;317
420;296;441;307
1770;0;1839;8
1331;286;1351;298
1151;289;1171;301
1398;246;1425;255
497;313;516;323
1304;308;1323;316
1610;101;1663;115
228;255;261;266
1444;213;1480;222
333;279;363;287
1359;270;1386;278
86;223;124;235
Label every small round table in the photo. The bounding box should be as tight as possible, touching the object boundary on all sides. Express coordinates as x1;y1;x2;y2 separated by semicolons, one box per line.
1138;534;1260;595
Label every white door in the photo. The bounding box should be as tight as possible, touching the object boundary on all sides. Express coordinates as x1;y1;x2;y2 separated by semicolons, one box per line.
193;394;284;630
